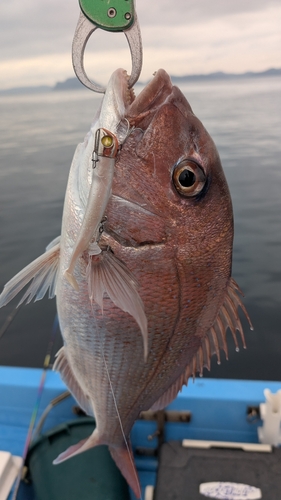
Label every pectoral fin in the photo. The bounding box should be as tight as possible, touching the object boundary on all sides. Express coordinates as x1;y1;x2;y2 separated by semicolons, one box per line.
0;239;60;307
86;249;148;360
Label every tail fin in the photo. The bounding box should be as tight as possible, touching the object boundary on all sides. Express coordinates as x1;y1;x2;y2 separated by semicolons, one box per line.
110;445;141;499
53;429;141;498
53;428;100;464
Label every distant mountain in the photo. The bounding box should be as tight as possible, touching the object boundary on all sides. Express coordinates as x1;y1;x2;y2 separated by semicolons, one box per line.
53;78;85;91
52;68;281;90
170;68;281;84
0;85;51;96
53;68;281;90
1;68;280;95
52;76;144;91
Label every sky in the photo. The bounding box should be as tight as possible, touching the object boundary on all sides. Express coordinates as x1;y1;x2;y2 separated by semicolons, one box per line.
0;0;280;90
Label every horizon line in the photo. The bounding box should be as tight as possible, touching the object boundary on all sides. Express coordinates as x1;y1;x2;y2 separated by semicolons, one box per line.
1;67;280;94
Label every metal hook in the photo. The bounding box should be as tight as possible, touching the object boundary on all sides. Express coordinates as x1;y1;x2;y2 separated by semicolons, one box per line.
72;12;143;93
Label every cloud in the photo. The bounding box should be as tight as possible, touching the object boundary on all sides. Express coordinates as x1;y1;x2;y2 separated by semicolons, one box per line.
0;54;73;88
137;0;280;25
0;1;78;60
141;5;281;75
0;0;280;89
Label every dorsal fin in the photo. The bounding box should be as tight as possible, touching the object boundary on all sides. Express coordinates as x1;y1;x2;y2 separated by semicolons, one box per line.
150;366;191;411
207;277;253;363
150;278;253;411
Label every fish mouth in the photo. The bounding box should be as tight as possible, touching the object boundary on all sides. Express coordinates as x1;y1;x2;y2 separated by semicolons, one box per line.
94;69;175;251
123;69;173;124
101;70;175;249
97;68;173;145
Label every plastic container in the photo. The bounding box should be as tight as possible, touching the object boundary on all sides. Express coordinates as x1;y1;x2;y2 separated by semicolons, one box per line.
0;451;22;500
26;417;130;500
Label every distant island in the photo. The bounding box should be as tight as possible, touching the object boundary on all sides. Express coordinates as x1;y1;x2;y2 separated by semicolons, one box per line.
1;68;280;95
168;68;281;84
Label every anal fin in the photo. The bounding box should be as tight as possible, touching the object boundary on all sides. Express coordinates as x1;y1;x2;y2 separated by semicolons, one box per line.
53;347;93;416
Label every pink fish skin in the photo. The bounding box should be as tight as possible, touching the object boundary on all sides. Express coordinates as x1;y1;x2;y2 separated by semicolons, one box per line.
55;69;251;496
0;69;252;498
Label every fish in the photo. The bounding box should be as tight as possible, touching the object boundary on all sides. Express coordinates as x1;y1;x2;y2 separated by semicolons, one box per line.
0;68;252;498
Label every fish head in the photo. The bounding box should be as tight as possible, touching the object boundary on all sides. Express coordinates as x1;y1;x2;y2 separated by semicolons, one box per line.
105;69;233;263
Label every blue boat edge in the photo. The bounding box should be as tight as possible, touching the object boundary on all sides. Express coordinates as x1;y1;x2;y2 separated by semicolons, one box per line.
0;366;280;499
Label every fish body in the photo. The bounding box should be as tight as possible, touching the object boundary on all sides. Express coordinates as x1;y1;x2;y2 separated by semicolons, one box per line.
0;69;251;498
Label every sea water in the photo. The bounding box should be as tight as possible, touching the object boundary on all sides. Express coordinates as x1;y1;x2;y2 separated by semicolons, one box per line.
0;77;280;380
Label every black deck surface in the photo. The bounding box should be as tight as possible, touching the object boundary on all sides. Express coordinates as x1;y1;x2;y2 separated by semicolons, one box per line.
155;441;281;499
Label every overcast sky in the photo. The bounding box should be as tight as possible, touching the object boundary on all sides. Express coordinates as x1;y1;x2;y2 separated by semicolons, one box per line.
0;0;280;89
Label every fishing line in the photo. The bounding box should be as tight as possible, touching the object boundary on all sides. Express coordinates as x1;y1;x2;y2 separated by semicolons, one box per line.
0;303;23;340
93;310;143;500
11;314;59;500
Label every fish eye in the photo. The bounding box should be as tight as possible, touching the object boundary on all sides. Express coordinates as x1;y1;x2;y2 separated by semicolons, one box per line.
172;159;206;197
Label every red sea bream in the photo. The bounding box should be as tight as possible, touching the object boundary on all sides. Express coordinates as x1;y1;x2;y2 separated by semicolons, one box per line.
0;68;252;498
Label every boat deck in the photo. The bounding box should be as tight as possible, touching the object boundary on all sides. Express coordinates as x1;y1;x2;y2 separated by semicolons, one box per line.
0;367;280;499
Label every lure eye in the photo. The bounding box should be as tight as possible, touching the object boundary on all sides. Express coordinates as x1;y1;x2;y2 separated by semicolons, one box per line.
101;135;113;148
172;159;206;197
